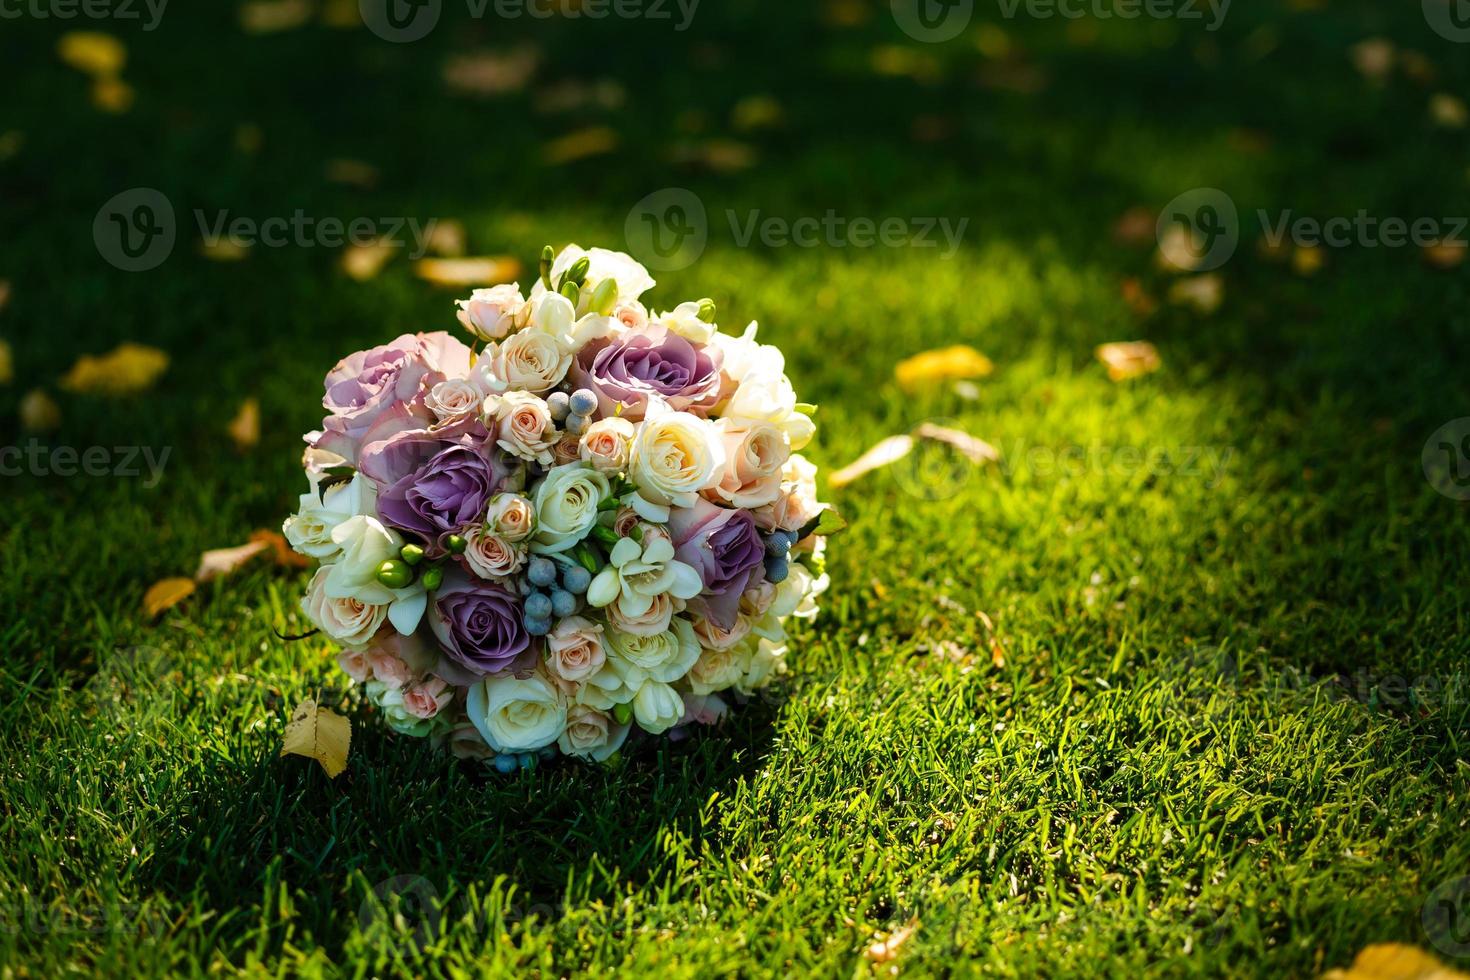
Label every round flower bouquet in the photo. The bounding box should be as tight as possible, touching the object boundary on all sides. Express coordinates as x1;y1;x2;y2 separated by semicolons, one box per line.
284;245;837;770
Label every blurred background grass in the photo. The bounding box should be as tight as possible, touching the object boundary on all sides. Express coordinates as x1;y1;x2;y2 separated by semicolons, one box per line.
1;0;1469;976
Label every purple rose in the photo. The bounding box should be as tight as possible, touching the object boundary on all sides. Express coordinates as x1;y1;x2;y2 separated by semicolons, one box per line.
570;326;722;420
377;442;506;552
428;573;531;676
315;332;472;463
668;499;765;630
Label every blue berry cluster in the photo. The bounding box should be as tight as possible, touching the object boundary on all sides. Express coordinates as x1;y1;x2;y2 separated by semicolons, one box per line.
522;555;594;635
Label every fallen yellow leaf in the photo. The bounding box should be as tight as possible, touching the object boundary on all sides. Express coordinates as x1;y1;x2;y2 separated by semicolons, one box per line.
144;578;196;617
895;345;994;391
239;0;313;34
61;342;169;396
250;528;312;569
415;256;522;288
19;389;61;432
57;31;126;76
1424;240;1467;269
91;75;134;114
195;540;271;582
0;340;11;385
425;219;467;258
1167;273;1225;315
912;423;1000;464
829;434;914;488
320;0;362;28
200;239;250;262
0;279;10;312
1430;92;1468;129
1348;38;1395;82
732;95;783;132
864;918;919;963
543;126;619;165
341;240;396;282
443;48;540;97
227;397;261;451
1095;340;1161;381
1292;244;1327;277
323;158;380;189
1321;942;1469;980
281;699;351;778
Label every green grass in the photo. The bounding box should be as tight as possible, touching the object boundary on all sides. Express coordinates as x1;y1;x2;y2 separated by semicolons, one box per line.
3;1;1470;976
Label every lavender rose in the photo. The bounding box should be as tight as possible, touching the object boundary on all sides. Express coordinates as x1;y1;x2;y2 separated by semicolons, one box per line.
315;332;472;463
377;442;505;552
668;499;766;630
570;325;722;420
428;573;531;676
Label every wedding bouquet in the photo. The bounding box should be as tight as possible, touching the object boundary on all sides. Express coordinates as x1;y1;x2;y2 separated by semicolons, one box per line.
284;245;835;770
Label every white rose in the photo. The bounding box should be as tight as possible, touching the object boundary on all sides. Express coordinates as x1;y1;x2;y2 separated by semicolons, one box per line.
627;409;724;510
711;320;785;384
425;378;485;423
484;389;558;465
720;369;814;451
466;671;568;753
283;473;376;560
474;327;570;394
302;566;387;647
456;283;526;341
322;515;428;634
557;704;631;761
604;617;701;683
655;300;716;344
579;416;636;473
529;463;611;554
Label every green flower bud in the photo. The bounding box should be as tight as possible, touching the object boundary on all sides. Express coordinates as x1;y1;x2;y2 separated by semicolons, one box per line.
399;543;425;566
588;277;618;316
695;298;716;322
445;533;467;555
559;280;580;307
539;245;554;289
612;702;633;725
567;255;590;287
375;559;412;590
421;566;444;591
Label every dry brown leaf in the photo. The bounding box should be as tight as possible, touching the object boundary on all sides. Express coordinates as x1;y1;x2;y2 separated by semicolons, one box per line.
671;138;758;173
895;345;994;391
320;0;361;28
1400;50;1437;86
1292;244;1327;277
227;397;261;451
1112;206;1156;247
19;389;60;432
1121;277;1159;317
1321;943;1469;980
281;699;351;778
195;540;271;583
1430;93;1468;129
543;126;619;165
425;219;467;258
1168;273;1225;315
0;340;11;386
0;279;10;313
443;48;539;97
415;256;522;288
829;435;914;489
341;240;396;282
61;342;169;396
534;78;626;115
1096;341;1161;381
144;578;196;617
864;918;919;963
323;158;380;189
58;32;126;76
913;423;1000;464
91;75;135;114
250;528;312;569
239;0;313;34
1424;240;1467;269
823;0;870;27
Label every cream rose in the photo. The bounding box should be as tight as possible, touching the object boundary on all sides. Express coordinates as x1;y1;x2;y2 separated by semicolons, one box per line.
462;525;523;580
706;419;788;508
557;704;630;761
530;463;611;554
545;615;605;683
466;670;568;753
627;410;724;511
606;589;678;637
753;454;822;534
720;369;814;451
579;416;636;473
736;639;787;695
687;641;748;696
604;617;701;683
283;473;375;560
322;516;428;634
425;378;485;423
475;328;571;394
485;493;536;543
692;613;752;651
484;390;558;465
456;283;526;341
302;566;387;647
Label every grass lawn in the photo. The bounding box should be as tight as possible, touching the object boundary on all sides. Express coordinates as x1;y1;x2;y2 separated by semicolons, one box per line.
2;1;1469;976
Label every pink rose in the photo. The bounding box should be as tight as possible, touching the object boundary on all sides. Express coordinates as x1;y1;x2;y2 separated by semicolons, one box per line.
337;649;371;682
485;390;558;465
692;613;752;651
456;284;525;341
545;615;606;683
706;420;788;508
486;493;536;543
752;454;821;533
462;525;524;580
402;677;452;719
